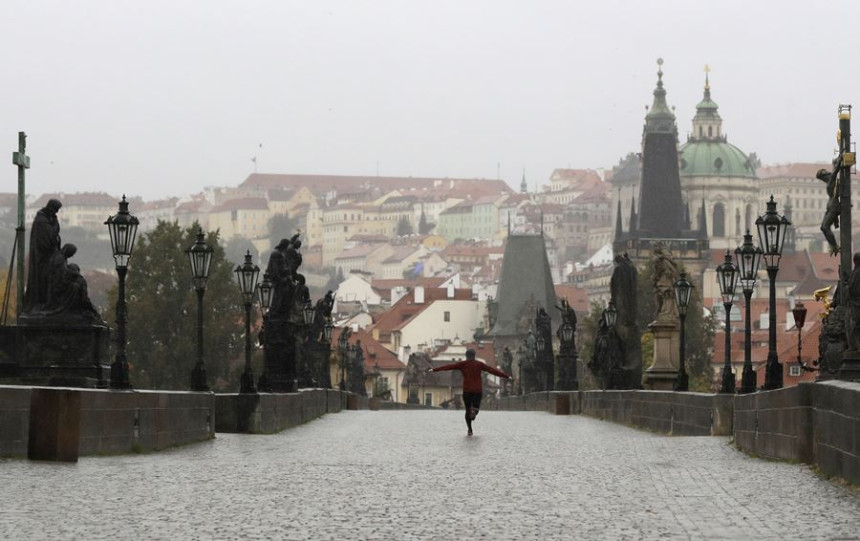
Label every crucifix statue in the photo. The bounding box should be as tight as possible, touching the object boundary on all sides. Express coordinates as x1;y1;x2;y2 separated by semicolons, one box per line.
12;131;29;318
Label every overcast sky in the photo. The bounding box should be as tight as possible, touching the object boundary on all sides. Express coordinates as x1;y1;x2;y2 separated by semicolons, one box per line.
3;0;858;202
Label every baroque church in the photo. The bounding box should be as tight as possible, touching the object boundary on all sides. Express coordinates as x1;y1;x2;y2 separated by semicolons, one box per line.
611;63;760;252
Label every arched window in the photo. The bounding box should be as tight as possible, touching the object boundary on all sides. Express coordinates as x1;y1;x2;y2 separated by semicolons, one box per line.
735;208;741;236
713;202;726;237
708;126;713;137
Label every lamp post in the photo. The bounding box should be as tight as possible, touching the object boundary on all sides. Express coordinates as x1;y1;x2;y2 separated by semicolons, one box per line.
735;231;763;393
605;300;618;328
792;300;808;376
673;272;693;392
235;251;260;394
105;195;139;390
338;327;351;391
756;195;791;390
187;230;213;392
717;250;739;394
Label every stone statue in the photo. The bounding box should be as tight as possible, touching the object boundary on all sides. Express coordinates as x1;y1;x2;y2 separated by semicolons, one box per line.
608;251;642;389
289;274;311;325
651;243;680;323
23;198;62;313
265;239;292;318
310;290;335;342
351;341;366;396
555;297;577;338
43;244;103;323
817;160;842;256
500;346;513;374
846;253;860;352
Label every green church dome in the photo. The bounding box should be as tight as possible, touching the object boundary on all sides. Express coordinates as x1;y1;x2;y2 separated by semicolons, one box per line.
679;140;757;179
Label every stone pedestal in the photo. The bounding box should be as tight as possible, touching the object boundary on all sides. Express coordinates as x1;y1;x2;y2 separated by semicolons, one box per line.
643;320;679;391
838;351;860;382
15;323;110;388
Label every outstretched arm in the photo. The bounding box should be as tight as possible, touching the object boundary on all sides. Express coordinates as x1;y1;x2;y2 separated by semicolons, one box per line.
430;361;464;373
481;364;512;379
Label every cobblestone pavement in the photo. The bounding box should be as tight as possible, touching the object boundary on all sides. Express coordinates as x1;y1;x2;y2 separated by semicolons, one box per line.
2;410;859;540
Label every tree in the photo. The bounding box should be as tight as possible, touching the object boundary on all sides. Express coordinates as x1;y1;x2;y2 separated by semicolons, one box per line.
268;213;299;249
397;216;414;236
109;220;244;391
418;210;434;235
224;236;259;268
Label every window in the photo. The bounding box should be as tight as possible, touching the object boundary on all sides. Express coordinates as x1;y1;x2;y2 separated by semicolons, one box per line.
424;393;432;406
789;365;802;377
444;311;450;322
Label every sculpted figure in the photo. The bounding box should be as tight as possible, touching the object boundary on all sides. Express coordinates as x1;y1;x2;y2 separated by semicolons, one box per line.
266;239;292;317
23;198;62;312
846;253;860;352
42;244;102;322
651;243;680;322
817;159;842;256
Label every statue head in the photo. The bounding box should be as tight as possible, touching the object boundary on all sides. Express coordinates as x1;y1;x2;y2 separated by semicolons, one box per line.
62;243;77;259
46;198;62;213
276;238;290;251
465;348;476;360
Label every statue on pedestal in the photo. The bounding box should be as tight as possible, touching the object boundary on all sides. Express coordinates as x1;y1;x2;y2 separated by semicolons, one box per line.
816;159;842;256
22;198;62;313
608;252;642;389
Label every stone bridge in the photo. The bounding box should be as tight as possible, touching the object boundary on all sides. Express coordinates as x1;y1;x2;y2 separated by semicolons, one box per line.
2;395;859;540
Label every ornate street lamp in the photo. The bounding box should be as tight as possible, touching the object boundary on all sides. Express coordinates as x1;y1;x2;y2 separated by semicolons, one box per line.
605;300;618;327
756;195;791;390
323;318;334;342
717;250;739;394
105;195;139;390
303;300;315;326
235;251;260;394
256;272;273;312
338;327;351;391
673;271;693;392
187;230;213;392
561;322;574;343
735;230;763;393
792;300;808;376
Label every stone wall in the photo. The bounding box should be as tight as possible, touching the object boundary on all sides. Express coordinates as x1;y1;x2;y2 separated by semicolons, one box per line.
215;389;353;434
493;390;732;436
0;386;214;461
735;381;859;485
0;386;31;456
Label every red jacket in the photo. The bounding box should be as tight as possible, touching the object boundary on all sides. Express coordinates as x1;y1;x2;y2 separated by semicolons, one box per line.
431;359;511;393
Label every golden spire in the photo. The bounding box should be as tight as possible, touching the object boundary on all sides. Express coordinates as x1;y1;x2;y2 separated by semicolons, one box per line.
704;64;711;91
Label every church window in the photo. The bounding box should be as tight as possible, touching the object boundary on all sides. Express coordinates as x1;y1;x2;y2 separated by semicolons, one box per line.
713;203;726;237
708;126;713;137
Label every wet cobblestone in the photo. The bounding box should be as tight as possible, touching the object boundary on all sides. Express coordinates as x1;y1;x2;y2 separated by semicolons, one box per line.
1;410;858;540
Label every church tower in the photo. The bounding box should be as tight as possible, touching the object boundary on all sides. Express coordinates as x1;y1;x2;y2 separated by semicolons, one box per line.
637;58;686;238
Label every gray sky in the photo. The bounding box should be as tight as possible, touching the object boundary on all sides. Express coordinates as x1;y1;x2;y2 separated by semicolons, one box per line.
3;0;858;201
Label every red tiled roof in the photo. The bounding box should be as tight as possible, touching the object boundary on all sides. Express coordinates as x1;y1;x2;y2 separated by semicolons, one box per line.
240;173;513;199
553;284;590;314
757;163;830;179
808;252;840;281
332;327;405;370
372;286;473;335
30;192;118;208
210;197;269;212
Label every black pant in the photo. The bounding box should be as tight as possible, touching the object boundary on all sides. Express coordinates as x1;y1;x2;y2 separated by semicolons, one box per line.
463;392;482;428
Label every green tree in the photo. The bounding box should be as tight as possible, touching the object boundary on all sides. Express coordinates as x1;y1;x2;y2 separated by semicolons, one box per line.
396;216;413;236
111;221;244;391
418;210;433;235
268;213;299;249
224;236;259;267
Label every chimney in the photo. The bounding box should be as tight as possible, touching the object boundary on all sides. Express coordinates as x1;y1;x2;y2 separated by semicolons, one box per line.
447;283;455;298
415;286;425;304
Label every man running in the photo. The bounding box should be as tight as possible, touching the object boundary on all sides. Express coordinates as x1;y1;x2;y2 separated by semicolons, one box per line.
429;349;512;435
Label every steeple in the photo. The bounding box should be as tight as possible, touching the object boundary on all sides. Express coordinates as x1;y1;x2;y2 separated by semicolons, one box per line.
690;64;723;142
636;59;685;238
644;58;677;136
629;196;637;233
615;198;624;242
520;169;528;194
